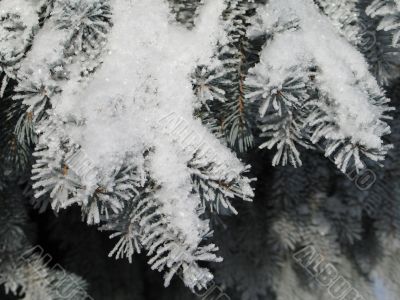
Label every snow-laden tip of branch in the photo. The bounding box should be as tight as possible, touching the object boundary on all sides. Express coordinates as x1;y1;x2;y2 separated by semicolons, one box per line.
193;0;227;62
367;0;400;47
26;0;253;289
246;0;392;171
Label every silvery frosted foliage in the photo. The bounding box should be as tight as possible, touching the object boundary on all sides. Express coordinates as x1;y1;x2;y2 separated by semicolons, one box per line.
317;0;400;85
367;0;400;46
54;0;112;54
246;65;312;167
363;4;400;86
188;150;253;214
0;1;41;97
1;0;254;291
191;66;227;105
245;0;393;173
0;188;89;300
11;0;112;148
2;255;90;300
1;0;400;298
191;0;263;153
314;0;361;44
197;1;399;296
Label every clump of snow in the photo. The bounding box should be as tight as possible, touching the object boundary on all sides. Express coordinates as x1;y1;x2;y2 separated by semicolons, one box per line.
0;0;39;28
250;0;391;149
0;0;42;94
32;0;253;284
53;0;247;183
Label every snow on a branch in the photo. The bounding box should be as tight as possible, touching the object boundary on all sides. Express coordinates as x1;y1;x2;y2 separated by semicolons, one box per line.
247;0;392;171
28;0;253;289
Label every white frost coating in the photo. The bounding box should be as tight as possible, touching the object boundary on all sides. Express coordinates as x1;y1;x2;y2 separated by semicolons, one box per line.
0;0;39;68
0;0;41;56
19;25;68;76
367;0;400;46
49;0;248;256
252;0;389;149
150;144;204;247
55;0;246;175
0;0;41;92
0;0;39;27
20;0;254;288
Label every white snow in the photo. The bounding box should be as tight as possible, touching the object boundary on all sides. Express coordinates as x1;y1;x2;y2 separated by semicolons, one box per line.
250;0;390;150
43;0;249;252
0;0;39;28
0;0;41;75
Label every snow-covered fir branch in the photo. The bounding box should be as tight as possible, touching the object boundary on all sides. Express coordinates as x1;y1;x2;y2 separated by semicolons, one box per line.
2;0;254;290
245;0;393;172
1;0;400;298
367;0;400;46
